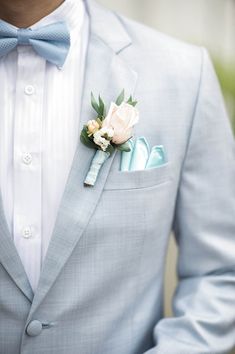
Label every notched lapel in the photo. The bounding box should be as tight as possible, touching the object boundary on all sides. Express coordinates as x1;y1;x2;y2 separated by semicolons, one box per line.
28;1;138;317
0;192;34;302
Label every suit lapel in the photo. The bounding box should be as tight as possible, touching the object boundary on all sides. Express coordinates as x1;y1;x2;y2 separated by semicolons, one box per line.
0;192;34;301
27;0;138;316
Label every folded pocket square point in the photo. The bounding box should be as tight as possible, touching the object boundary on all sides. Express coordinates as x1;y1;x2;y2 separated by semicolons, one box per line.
146;145;167;169
120;137;167;171
129;136;150;171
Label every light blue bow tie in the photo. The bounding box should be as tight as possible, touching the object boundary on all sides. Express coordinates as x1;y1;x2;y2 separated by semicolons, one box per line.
0;19;70;68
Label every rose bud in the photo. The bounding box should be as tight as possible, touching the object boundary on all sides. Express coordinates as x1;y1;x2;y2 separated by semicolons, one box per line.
87;120;100;135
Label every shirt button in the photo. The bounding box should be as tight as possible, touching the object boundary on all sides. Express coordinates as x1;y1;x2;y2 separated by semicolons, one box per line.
22;152;32;165
24;85;35;95
22;226;33;239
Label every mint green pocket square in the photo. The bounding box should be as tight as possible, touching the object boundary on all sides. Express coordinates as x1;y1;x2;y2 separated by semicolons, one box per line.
120;136;167;171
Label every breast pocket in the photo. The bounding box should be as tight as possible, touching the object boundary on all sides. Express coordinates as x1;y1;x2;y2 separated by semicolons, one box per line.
104;162;173;191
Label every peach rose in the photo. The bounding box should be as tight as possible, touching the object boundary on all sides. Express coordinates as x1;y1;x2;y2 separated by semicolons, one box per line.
102;102;139;145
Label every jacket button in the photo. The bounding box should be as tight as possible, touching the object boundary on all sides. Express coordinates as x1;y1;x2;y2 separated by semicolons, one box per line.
26;320;42;336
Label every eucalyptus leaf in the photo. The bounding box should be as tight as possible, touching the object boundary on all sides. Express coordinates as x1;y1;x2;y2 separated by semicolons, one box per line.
91;92;100;115
126;95;138;107
116;89;125;106
127;95;132;104
129;101;138;107
98;95;105;117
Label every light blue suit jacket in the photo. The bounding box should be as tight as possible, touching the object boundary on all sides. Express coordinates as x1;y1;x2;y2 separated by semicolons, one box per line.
0;1;234;353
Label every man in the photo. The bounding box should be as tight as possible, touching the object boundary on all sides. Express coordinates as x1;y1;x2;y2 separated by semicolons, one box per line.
0;0;234;353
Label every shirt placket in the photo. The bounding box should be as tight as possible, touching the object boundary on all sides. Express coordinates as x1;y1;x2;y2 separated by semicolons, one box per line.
13;46;45;292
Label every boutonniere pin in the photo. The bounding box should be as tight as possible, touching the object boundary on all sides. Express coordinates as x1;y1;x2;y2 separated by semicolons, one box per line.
80;90;139;186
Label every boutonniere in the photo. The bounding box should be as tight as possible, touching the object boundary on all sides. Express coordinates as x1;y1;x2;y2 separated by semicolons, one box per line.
80;90;139;186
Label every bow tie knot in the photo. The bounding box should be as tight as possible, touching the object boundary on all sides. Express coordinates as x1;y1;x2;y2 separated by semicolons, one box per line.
0;20;71;68
17;28;32;45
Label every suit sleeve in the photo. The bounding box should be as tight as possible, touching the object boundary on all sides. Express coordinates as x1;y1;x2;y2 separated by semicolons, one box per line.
144;48;235;354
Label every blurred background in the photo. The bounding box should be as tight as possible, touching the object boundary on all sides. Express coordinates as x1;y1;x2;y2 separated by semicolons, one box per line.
98;0;235;352
98;0;235;132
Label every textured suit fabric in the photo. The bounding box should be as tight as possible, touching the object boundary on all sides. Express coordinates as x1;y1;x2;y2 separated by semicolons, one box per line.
0;0;234;353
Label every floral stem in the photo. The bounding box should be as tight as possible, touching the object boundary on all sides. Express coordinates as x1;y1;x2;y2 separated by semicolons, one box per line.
84;150;110;186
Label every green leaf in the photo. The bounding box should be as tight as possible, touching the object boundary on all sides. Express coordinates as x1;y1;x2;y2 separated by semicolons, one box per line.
80;127;97;149
115;89;125;106
127;95;138;107
106;144;115;155
128;101;138;107
126;96;138;107
91;92;106;118
116;142;131;152
127;95;132;104
98;95;105;117
91;92;100;115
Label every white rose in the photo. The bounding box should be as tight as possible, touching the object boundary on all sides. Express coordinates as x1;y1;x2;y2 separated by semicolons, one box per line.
102;102;139;145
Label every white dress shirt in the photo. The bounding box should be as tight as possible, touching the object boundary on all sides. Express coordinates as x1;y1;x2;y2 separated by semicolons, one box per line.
0;0;89;292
